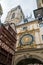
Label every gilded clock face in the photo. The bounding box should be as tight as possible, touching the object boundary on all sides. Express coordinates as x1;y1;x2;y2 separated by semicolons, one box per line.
19;34;34;45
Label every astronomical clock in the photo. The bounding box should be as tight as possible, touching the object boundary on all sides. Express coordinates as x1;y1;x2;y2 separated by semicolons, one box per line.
19;33;34;46
17;31;36;50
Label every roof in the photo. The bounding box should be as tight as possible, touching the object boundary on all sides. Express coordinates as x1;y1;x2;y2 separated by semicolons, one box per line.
8;5;25;18
16;19;38;27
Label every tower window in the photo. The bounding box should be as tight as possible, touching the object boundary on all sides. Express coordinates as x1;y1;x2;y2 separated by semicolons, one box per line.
11;13;15;19
42;35;43;40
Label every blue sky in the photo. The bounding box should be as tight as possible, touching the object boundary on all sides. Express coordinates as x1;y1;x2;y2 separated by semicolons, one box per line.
0;0;37;23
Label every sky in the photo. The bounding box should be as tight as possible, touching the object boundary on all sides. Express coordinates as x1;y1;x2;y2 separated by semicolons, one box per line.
0;0;37;23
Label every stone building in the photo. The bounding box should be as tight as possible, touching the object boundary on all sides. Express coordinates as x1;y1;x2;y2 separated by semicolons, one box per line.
5;5;43;65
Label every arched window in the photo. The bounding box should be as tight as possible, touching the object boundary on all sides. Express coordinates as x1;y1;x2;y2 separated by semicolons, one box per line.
11;13;15;19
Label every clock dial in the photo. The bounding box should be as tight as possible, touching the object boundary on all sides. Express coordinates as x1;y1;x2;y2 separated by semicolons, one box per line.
19;34;34;45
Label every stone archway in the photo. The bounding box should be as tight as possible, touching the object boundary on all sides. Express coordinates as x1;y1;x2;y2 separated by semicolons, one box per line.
17;58;43;65
15;54;43;65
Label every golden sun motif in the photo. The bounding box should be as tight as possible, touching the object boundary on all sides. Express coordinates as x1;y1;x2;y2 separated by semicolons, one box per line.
22;36;32;44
